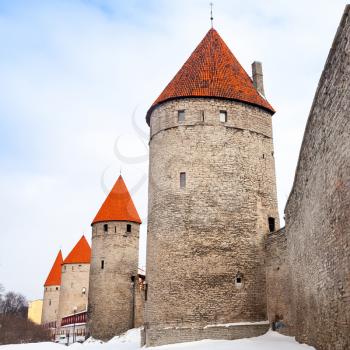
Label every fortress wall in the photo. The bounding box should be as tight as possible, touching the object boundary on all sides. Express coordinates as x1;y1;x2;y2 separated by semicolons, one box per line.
134;277;145;328
145;323;269;346
285;6;350;349
265;228;293;335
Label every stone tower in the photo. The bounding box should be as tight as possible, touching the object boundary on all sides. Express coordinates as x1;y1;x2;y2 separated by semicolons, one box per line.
88;175;142;341
41;250;63;326
57;236;91;323
144;28;279;346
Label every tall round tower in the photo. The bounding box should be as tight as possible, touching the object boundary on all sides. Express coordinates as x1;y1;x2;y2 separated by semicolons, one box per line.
41;250;63;326
88;175;142;341
58;236;91;323
144;28;279;346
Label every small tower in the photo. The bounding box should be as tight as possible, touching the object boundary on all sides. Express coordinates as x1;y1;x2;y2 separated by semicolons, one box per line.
144;28;279;346
88;175;142;341
57;236;91;324
41;250;63;326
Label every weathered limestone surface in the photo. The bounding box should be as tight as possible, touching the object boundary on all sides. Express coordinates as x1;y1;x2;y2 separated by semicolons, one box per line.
58;263;89;323
134;277;145;328
88;221;140;341
265;228;293;335
285;6;350;350
41;285;60;325
145;98;279;346
145;323;269;346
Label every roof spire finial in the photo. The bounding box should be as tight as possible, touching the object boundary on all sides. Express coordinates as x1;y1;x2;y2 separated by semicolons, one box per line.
210;2;214;28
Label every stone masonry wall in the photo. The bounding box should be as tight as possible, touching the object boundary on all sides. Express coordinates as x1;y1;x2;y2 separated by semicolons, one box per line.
145;97;279;346
57;263;89;324
134;276;145;328
88;221;139;341
41;285;60;325
265;227;293;335
285;6;350;350
145;323;269;346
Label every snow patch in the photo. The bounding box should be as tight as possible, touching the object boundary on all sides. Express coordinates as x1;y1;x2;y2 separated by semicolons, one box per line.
0;328;316;350
203;321;270;328
148;331;316;350
108;328;140;344
83;337;104;344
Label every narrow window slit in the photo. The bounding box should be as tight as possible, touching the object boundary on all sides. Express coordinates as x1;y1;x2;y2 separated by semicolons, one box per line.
180;172;186;188
235;272;243;288
220;110;227;123
178;110;185;122
268;217;276;232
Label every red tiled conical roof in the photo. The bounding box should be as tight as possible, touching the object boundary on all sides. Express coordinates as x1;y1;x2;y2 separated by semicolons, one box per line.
92;175;142;225
44;250;63;286
63;236;91;264
146;28;274;124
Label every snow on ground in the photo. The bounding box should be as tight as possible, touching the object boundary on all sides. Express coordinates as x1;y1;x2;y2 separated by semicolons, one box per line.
0;329;316;350
150;331;316;350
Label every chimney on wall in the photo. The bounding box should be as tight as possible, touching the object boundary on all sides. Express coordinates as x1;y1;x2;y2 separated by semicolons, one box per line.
252;61;265;96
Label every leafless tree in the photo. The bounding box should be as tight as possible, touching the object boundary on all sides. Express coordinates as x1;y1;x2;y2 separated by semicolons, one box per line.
0;284;4;314
0;315;51;344
0;287;50;344
1;291;27;318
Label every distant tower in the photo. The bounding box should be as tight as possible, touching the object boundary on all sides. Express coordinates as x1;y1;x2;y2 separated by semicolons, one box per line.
88;175;142;341
57;236;91;323
41;250;63;326
144;28;279;346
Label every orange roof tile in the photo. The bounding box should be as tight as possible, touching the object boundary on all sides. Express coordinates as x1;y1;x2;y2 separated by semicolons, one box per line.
92;175;142;225
44;250;63;286
146;28;274;124
63;236;91;264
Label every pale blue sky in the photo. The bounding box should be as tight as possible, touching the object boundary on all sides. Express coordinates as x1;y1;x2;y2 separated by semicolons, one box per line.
0;0;348;300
